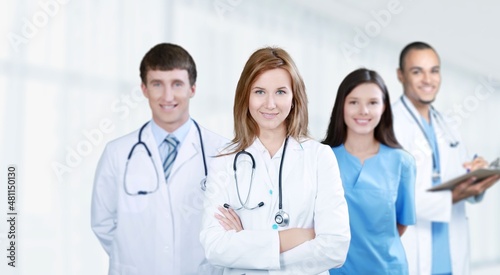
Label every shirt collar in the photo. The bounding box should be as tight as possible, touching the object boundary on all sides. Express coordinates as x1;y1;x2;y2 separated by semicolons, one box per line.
150;119;193;148
253;137;290;159
401;95;434;127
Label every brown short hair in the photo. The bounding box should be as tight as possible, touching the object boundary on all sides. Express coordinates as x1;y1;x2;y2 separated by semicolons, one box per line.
139;43;197;85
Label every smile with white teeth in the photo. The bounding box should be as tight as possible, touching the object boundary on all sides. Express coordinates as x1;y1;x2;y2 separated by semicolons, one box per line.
354;119;370;124
160;104;176;110
420;86;434;93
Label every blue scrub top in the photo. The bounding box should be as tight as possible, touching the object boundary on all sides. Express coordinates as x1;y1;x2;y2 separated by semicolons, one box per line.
329;144;416;275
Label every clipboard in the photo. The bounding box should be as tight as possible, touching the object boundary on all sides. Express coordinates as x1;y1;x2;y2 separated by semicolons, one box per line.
428;168;500;191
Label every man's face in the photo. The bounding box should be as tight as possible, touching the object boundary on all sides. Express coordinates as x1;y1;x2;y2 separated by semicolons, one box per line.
397;48;441;109
141;69;195;132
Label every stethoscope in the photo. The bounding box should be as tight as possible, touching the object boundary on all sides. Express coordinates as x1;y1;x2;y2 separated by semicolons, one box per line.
123;119;207;196
224;137;290;227
401;96;460;180
401;96;460;148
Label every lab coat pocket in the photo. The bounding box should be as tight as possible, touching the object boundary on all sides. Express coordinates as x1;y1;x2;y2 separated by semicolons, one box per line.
109;259;139;275
286;170;317;226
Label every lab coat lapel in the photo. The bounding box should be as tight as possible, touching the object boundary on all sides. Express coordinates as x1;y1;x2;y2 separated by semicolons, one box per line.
433;114;449;177
281;138;302;186
141;123;166;183
401;95;433;155
401;95;426;130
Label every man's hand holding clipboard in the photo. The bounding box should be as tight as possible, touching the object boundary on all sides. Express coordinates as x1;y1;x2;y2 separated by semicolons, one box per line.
428;157;500;203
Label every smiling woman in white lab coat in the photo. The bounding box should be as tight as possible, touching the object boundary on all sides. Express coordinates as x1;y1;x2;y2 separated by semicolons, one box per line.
200;47;350;274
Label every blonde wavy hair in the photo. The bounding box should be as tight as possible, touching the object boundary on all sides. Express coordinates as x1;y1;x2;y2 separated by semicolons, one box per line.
225;47;309;155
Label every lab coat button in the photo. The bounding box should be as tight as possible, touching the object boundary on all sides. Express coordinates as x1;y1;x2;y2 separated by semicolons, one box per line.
269;189;273;195
272;224;278;230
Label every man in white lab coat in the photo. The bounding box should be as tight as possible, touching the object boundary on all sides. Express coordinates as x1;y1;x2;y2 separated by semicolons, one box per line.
392;41;500;275
91;43;227;274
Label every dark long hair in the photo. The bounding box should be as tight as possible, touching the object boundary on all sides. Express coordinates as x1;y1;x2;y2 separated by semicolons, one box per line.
322;68;401;149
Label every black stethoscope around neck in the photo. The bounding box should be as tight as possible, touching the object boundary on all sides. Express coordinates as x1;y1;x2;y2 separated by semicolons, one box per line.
224;137;290;227
123;119;207;196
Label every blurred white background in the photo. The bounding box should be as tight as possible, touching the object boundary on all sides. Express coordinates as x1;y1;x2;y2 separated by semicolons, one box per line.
0;0;499;274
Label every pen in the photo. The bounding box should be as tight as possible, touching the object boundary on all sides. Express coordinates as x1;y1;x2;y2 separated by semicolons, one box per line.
466;154;478;173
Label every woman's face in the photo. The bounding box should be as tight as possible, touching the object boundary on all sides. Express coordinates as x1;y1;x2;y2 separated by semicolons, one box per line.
248;68;293;137
343;83;385;137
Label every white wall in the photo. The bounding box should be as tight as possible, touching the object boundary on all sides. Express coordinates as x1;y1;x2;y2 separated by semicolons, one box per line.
0;0;499;274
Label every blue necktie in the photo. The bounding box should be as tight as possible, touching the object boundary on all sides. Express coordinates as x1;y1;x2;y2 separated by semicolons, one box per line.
163;135;179;180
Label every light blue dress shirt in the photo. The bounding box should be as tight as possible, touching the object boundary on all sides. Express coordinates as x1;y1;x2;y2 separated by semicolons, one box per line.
150;119;192;162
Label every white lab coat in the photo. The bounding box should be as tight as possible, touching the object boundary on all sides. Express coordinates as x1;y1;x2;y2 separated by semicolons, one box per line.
393;96;480;275
200;138;350;275
91;120;227;275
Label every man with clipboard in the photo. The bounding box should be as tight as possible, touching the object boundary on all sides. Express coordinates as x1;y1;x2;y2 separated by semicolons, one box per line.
429;158;500;192
392;41;500;275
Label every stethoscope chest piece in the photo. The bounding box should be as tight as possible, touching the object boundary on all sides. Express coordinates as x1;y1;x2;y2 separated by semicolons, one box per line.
228;137;291;225
200;177;207;191
275;209;289;227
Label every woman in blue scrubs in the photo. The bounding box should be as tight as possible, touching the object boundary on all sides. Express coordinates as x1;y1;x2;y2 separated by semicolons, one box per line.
323;68;416;274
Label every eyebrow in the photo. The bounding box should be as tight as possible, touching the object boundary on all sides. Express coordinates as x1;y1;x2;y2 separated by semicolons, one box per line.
346;96;382;100
252;86;289;90
148;78;164;84
408;65;440;70
148;78;185;84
